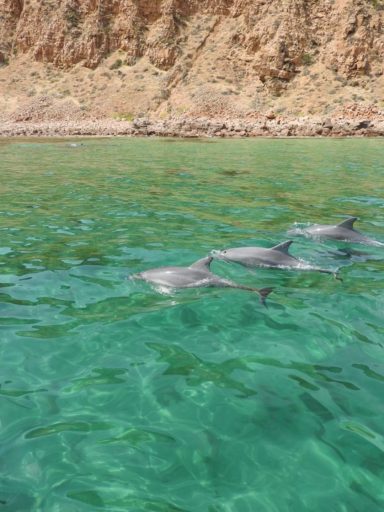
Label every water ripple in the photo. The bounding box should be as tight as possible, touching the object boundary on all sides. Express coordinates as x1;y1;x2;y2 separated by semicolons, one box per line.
1;138;384;511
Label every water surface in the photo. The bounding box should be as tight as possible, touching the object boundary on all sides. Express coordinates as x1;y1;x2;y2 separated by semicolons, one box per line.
0;137;384;511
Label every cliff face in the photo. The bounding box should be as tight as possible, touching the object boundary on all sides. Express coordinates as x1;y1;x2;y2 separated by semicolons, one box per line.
0;0;383;121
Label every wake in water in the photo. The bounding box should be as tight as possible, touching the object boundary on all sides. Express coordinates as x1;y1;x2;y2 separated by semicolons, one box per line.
287;222;315;238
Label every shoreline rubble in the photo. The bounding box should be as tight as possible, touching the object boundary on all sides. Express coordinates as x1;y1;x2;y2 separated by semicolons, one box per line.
0;115;383;138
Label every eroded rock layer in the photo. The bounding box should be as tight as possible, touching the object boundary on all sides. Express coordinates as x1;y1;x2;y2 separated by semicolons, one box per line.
0;0;383;127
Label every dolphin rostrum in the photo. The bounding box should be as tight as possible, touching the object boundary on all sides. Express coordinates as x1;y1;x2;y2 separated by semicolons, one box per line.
301;217;383;246
131;256;273;304
212;241;341;279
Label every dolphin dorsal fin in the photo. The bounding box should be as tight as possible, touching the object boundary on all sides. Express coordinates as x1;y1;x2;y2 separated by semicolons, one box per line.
271;240;293;254
337;217;357;230
190;256;213;270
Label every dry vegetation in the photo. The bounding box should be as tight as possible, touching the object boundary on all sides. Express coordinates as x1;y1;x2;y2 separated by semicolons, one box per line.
0;0;383;134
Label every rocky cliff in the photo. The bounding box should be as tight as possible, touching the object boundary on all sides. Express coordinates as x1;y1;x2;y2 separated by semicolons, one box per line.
0;0;383;128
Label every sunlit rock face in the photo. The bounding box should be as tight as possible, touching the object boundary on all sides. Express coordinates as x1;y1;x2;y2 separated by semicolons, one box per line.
0;0;383;121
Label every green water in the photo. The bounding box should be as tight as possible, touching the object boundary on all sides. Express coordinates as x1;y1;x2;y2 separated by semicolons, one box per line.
0;137;384;512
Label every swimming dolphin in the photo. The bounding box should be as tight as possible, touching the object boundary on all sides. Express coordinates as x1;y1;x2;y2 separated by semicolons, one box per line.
131;256;273;304
212;241;340;279
301;217;383;245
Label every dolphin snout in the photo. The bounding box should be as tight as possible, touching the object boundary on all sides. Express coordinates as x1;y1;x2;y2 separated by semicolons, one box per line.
211;249;228;260
128;272;142;281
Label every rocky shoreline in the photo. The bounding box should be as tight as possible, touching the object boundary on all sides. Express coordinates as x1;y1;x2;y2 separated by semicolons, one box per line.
1;115;384;138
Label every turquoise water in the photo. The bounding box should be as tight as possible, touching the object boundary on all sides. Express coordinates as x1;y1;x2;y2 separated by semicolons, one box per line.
0;137;384;511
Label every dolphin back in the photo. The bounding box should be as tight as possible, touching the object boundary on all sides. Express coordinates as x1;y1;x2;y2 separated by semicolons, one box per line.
189;256;213;271
337;217;358;230
271;240;294;255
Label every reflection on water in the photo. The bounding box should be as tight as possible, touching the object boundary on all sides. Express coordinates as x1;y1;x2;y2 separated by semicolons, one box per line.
0;138;384;511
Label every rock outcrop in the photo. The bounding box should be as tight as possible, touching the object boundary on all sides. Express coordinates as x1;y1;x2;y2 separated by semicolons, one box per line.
0;0;383;129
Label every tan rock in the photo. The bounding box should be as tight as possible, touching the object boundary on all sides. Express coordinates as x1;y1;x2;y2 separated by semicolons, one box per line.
0;0;383;129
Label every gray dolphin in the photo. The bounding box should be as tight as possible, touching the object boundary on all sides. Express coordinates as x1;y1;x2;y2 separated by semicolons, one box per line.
302;217;383;246
131;256;273;304
212;241;340;279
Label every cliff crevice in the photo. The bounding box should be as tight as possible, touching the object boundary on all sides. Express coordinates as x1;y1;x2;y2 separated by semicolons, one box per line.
0;0;383;121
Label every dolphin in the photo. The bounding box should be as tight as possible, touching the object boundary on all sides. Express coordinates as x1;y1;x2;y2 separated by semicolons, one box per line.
301;217;383;246
212;241;340;279
131;256;273;304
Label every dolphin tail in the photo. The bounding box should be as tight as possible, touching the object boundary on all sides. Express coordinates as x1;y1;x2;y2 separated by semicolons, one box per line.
258;287;274;306
227;282;274;305
316;268;342;281
333;270;343;282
